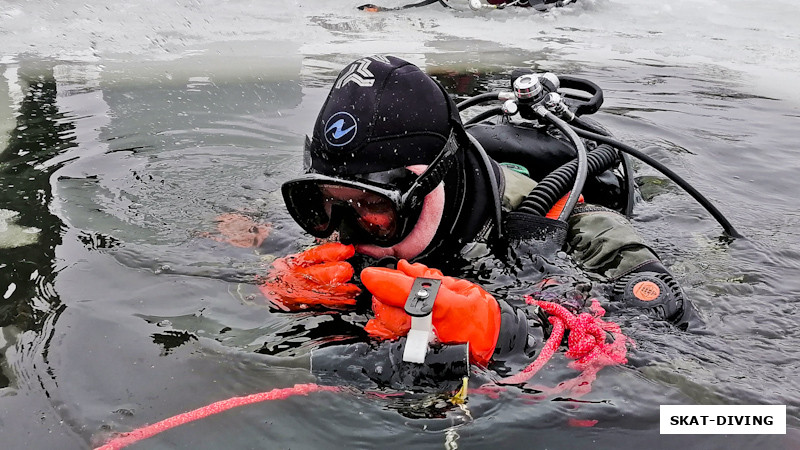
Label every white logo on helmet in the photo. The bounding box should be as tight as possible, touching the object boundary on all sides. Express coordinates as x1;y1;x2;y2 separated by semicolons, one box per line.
371;55;392;64
334;58;376;89
324;112;358;147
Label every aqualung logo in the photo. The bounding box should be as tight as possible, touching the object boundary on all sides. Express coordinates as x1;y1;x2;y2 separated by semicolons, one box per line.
335;58;376;89
324;111;357;147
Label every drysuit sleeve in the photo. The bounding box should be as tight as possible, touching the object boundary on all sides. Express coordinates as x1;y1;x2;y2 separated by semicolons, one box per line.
500;165;663;281
565;204;661;280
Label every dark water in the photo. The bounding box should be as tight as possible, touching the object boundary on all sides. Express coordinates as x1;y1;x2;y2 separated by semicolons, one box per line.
1;49;799;449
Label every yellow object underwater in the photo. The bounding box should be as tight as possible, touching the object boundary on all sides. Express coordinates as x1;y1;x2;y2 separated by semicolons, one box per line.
450;376;469;405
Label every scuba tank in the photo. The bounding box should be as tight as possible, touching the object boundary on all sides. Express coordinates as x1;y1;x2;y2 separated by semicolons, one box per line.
466;70;631;215
464;69;633;217
456;69;740;237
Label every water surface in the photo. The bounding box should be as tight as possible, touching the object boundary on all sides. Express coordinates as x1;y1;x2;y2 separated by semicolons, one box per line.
1;0;799;448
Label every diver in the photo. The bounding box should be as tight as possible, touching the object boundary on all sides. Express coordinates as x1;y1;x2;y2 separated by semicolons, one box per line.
357;0;576;13
92;56;739;449
263;55;724;390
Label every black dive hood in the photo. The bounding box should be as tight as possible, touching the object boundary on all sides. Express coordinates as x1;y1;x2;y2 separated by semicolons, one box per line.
411;132;504;264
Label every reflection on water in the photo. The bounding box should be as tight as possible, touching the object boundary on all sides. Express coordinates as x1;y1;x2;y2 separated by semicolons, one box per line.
1;48;799;449
0;66;70;391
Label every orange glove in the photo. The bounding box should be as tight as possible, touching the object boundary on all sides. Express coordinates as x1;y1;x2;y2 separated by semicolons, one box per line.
361;260;501;366
258;242;361;310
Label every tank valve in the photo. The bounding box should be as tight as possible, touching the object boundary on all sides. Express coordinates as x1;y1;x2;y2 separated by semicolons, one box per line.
502;99;519;116
513;74;543;102
543;92;575;121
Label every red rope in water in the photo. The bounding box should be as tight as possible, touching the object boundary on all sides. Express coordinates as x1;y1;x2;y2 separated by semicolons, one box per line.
499;296;629;393
96;297;630;448
95;383;341;450
500;306;567;385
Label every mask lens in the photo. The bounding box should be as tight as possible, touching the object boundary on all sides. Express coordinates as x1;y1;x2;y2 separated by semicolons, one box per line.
283;181;334;236
318;184;398;239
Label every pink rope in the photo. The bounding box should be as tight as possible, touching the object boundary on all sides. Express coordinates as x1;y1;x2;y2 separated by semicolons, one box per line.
96;297;630;447
500;313;566;385
498;296;629;396
95;383;341;450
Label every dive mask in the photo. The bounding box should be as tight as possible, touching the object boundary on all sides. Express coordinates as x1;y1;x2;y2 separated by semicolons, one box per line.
282;130;459;246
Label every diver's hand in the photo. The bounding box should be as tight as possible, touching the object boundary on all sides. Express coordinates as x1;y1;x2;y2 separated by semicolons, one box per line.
258;242;361;310
361;260;501;366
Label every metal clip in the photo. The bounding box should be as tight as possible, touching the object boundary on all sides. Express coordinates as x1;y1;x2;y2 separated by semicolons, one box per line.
402;277;441;363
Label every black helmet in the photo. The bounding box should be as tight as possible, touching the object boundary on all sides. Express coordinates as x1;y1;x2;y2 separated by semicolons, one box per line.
307;55;463;176
283;55;501;257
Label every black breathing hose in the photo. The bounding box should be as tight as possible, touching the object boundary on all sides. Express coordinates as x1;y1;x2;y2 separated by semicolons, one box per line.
464;107;504;127
456;98;592;220
570;116;608;136
455;88;738;236
466;134;504;240
537;108;588;221
570;126;742;238
517;144;619;216
571;116;636;215
457;92;503;111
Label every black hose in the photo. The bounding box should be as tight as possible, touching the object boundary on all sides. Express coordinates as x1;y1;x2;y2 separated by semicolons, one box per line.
457;92;502;111
538;109;588;221
619;151;636;216
571;116;608;136
571;116;636;215
571;127;742;238
466;134;504;240
517;144;619;216
464;107;504;126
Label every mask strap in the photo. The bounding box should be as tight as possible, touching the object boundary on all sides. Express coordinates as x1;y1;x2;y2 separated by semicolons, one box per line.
303;135;313;171
405;129;459;209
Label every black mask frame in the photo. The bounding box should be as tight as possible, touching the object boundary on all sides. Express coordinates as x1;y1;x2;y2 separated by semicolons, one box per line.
282;129;460;246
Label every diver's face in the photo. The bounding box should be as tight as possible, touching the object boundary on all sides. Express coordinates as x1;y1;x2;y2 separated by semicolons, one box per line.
352;165;446;261
282;165;447;257
318;184;398;240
